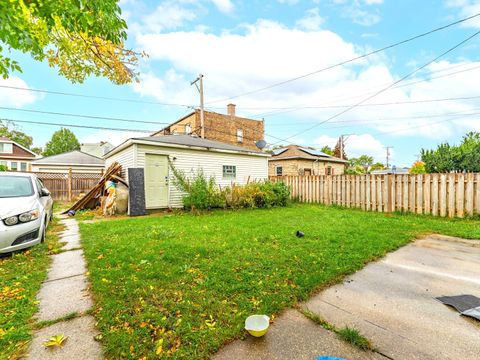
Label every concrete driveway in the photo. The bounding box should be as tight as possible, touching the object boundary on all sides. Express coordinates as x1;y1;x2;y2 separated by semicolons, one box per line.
215;235;480;360
305;234;480;360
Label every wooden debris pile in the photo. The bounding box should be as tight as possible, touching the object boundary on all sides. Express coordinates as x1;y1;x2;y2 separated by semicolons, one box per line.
62;162;127;214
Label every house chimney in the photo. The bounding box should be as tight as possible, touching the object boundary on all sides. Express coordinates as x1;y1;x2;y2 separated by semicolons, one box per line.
227;103;236;117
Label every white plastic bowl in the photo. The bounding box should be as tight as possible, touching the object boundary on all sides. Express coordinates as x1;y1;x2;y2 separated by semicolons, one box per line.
245;315;270;337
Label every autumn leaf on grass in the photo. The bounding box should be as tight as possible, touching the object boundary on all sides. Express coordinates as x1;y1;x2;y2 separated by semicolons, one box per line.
43;334;68;348
205;315;216;330
156;338;164;355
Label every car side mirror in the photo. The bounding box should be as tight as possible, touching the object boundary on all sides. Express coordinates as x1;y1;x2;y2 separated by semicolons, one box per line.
41;188;51;197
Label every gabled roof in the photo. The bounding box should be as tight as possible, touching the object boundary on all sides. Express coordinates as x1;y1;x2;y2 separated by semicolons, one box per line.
33;150;105;166
270;144;348;164
0;137;39;158
106;135;270;158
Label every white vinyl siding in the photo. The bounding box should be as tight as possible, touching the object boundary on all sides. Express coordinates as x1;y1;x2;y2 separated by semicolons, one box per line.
135;144;268;208
104;145;136;181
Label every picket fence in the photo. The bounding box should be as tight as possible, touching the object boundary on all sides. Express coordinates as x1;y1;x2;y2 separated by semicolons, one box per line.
34;171;102;201
269;173;480;218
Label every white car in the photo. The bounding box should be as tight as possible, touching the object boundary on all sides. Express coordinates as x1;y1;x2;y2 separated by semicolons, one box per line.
0;172;53;254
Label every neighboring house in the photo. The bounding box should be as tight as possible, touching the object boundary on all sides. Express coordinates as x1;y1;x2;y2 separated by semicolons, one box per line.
80;141;114;158
31;150;105;174
370;166;410;175
269;145;348;176
151;104;265;151
0;136;38;171
104;135;270;210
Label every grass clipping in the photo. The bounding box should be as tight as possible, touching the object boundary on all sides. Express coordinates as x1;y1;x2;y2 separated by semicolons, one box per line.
300;308;373;351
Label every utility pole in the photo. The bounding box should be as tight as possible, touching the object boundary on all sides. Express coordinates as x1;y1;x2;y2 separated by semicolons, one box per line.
339;134;353;159
191;74;205;138
385;146;393;168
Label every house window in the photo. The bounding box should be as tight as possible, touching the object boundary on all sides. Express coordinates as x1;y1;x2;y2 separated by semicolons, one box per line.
325;166;332;175
236;129;243;143
0;161;7;167
276;166;283;176
0;143;13;153
11;162;18;171
20;162;27;171
185;123;192;134
223;165;236;179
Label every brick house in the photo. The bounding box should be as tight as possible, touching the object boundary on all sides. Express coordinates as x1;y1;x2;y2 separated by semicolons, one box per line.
0;137;38;171
269;145;348;176
151;104;265;151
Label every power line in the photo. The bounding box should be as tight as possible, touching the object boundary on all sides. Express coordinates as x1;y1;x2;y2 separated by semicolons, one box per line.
1;118;155;133
273;29;480;145
0;84;193;108
252;63;480;118
208;60;480;112
206;12;480;105
0;107;170;125
270;108;480;128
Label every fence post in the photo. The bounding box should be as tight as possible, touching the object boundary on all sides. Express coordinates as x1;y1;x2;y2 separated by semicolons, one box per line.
68;168;73;202
386;175;393;212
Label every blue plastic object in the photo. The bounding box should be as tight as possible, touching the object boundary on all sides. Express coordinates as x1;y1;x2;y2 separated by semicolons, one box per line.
316;357;346;360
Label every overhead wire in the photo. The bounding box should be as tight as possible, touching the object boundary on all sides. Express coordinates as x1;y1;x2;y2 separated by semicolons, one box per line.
205;12;480;105
271;29;480;145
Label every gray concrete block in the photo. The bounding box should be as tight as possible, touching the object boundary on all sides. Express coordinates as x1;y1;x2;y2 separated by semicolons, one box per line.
27;316;102;360
304;236;480;360
36;275;92;321
47;250;86;282
214;309;385;360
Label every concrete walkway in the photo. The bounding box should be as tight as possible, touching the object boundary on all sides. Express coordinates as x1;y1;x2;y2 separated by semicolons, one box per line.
27;218;102;359
215;235;480;360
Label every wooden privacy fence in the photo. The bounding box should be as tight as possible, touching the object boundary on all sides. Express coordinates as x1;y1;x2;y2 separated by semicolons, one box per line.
269;173;480;218
34;171;102;201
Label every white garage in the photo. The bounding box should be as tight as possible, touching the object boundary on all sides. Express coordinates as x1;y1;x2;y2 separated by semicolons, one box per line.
104;135;269;210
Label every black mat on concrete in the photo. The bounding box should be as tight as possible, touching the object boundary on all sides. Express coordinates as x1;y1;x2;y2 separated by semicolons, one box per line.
436;295;480;321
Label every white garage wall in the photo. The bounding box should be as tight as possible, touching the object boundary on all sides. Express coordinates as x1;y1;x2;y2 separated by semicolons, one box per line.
104;144;136;182
136;144;269;208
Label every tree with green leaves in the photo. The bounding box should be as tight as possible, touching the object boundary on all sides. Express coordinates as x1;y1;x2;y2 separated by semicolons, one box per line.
421;131;480;173
0;1;143;84
43;128;80;156
0;120;33;149
0;164;7;171
369;162;386;172
320;145;334;156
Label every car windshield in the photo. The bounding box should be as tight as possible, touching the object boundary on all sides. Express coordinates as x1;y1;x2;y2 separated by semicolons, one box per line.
0;176;34;198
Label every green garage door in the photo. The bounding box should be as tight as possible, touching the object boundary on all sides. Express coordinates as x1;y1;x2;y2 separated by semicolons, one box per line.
144;154;169;208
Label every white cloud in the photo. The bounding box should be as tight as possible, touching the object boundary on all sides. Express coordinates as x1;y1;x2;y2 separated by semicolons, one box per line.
142;2;197;33
133;19;480;143
277;0;300;4
342;5;381;26
296;8;325;31
0;77;39;107
445;0;480;28
314;134;387;161
210;0;234;13
81;130;152;147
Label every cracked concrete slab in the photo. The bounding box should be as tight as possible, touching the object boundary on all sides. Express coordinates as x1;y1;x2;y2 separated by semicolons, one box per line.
46;250;86;282
304;235;480;360
27;316;102;360
36;273;92;322
214;309;386;360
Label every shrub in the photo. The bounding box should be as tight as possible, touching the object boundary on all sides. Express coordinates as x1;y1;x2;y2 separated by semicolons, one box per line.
170;167;225;210
0;164;7;172
170;164;290;210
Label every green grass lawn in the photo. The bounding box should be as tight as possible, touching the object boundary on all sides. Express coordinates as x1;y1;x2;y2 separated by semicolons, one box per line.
80;204;480;359
0;218;64;360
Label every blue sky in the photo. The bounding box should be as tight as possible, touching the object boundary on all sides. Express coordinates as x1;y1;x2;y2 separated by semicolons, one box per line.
1;0;480;167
